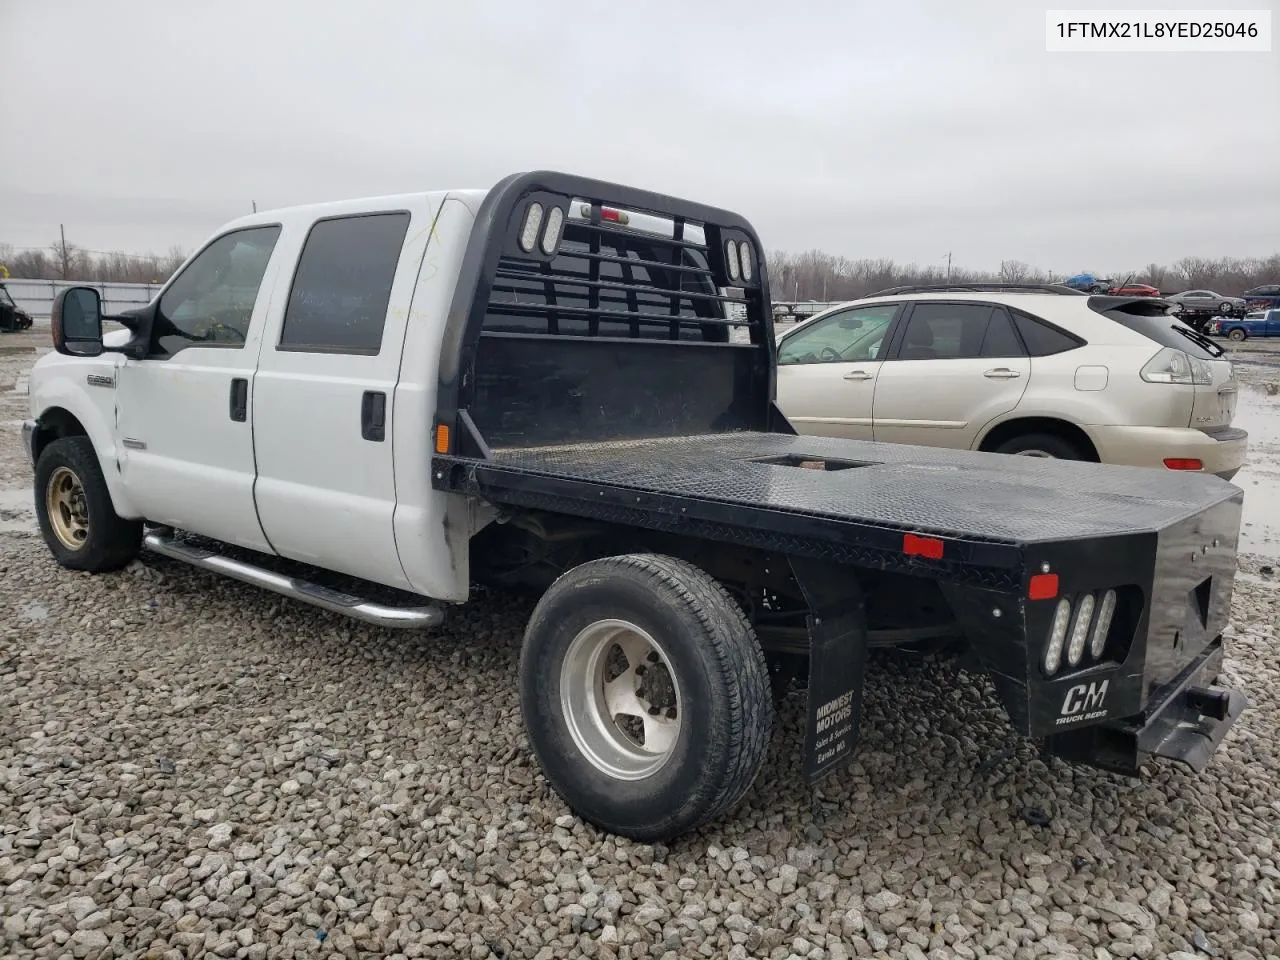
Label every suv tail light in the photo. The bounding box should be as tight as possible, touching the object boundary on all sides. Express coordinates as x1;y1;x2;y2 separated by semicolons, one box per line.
1140;346;1213;385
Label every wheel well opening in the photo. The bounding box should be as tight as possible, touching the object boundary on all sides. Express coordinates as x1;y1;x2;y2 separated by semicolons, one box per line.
979;417;1099;461
33;407;89;462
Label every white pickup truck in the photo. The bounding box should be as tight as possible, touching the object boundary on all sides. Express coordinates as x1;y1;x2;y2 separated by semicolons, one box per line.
25;171;1247;841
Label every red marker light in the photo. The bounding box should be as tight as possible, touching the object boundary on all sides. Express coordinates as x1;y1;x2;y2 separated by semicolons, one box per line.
903;533;944;560
1163;458;1203;471
1028;573;1059;600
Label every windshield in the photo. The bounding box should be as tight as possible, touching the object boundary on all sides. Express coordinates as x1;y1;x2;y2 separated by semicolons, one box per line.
0;287;13;307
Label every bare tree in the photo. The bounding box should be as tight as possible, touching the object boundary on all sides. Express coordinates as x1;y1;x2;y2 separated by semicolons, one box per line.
999;260;1033;283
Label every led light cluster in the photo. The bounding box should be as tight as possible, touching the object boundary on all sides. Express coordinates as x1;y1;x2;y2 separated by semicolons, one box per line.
518;201;567;256
1043;589;1117;675
725;239;754;283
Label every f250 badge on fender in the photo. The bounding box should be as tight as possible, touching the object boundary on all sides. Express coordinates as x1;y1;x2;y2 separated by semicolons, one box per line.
1056;680;1109;725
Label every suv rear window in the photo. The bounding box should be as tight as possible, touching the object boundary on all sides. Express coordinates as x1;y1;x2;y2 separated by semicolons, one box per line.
1094;301;1224;359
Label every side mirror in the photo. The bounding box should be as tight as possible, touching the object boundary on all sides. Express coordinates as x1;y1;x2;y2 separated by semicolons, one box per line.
52;287;104;357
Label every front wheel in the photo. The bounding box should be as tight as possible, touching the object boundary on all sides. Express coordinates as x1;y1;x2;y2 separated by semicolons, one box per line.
34;436;142;571
1219;302;1234;315
994;432;1086;460
520;554;774;841
1227;328;1247;341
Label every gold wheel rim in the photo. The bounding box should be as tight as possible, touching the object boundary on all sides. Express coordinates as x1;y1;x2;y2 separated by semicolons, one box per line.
46;466;90;551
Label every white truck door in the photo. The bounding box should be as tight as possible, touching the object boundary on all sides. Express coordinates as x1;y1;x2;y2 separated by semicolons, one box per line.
250;209;427;591
114;226;285;550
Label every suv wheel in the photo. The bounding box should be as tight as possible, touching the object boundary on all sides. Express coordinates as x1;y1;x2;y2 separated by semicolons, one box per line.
994;433;1086;460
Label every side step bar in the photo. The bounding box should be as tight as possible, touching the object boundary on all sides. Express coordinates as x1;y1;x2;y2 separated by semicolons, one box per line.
142;532;445;629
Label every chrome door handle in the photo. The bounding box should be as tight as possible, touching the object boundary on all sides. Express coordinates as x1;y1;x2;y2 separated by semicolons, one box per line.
843;370;873;381
983;368;1021;379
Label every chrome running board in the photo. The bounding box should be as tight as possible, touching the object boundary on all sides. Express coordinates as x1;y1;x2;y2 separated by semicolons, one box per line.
142;532;444;629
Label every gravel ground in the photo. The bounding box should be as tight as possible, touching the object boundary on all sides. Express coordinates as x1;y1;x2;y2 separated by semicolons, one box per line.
1;333;1278;960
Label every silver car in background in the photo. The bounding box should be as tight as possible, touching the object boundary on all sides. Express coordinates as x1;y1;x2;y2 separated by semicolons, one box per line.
1165;289;1247;320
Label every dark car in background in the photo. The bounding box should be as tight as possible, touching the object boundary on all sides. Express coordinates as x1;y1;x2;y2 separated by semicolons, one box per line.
1242;284;1280;311
0;283;35;332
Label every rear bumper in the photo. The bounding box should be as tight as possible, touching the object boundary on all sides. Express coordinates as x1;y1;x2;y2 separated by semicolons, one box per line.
1046;637;1247;775
1088;423;1248;479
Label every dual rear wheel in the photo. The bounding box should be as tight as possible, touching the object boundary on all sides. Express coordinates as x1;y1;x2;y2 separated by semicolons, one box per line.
520;554;775;840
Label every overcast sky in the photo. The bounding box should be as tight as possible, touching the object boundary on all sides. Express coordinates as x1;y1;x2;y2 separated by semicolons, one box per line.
1;0;1276;274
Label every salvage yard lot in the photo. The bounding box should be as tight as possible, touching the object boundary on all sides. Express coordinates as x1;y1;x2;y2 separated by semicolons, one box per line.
2;335;1278;960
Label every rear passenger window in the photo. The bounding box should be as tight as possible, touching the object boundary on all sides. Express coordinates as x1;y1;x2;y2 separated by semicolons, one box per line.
980;308;1025;357
279;212;410;354
897;304;992;360
1012;313;1081;356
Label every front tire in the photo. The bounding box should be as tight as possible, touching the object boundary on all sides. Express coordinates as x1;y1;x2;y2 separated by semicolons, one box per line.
1219;302;1234;315
994;432;1086;460
34;436;142;571
520;554;773;841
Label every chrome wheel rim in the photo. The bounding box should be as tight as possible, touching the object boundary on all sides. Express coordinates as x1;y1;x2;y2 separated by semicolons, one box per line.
46;466;89;550
560;619;682;780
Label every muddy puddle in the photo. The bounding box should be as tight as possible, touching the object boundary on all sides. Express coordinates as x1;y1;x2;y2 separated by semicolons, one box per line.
1232;380;1280;559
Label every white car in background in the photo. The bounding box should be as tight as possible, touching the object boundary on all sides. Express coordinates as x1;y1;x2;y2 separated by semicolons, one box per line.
774;284;1247;479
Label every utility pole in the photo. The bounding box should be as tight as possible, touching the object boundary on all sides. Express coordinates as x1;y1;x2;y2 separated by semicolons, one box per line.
946;252;952;282
59;224;70;279
252;201;257;213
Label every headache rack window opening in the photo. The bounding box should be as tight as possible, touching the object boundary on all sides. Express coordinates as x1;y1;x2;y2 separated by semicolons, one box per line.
483;216;757;343
575;218;709;251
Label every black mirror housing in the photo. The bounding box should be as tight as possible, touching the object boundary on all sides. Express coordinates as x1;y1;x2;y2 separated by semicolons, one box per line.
52;287;105;357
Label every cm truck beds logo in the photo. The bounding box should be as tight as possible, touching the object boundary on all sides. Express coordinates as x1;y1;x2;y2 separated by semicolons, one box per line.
1055;680;1109;725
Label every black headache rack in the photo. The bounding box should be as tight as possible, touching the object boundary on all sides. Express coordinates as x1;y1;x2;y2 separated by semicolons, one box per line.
434;170;783;454
430;172;1247;784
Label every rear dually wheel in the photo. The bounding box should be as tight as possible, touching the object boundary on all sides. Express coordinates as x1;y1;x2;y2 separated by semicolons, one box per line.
520;554;774;841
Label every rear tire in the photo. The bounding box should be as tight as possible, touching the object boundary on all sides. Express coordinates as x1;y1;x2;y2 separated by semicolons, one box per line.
520;554;773;841
34;436;142;571
1228;328;1247;342
994;432;1086;460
